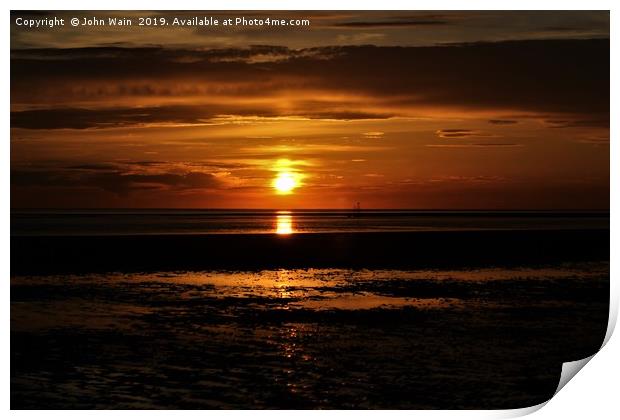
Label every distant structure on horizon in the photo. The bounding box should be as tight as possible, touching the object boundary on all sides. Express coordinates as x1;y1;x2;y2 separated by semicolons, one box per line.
349;202;361;218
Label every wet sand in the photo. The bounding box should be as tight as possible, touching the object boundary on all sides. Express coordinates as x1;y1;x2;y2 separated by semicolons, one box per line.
11;262;609;409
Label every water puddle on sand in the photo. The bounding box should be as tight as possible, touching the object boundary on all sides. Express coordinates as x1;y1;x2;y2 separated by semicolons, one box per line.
11;263;608;317
291;294;461;310
11;262;610;409
11;263;608;290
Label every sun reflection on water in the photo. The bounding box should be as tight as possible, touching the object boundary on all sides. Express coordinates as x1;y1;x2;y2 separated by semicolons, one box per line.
275;212;294;235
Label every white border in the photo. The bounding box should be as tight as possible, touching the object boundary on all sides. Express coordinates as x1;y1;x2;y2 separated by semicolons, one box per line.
3;1;617;418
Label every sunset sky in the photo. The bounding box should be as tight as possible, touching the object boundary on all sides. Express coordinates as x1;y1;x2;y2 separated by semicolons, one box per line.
10;11;609;209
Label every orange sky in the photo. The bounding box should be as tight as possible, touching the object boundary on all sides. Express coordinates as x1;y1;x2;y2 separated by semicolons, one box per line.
10;11;609;209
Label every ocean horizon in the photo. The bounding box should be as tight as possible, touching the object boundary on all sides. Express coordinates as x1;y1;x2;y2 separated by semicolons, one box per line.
10;209;610;236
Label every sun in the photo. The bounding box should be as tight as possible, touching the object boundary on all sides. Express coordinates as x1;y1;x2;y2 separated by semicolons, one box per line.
274;172;297;194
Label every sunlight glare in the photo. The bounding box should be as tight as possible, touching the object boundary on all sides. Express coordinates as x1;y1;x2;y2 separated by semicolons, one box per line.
274;172;297;194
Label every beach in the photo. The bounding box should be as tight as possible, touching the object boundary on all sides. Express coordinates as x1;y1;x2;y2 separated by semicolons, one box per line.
10;213;610;409
11;263;608;409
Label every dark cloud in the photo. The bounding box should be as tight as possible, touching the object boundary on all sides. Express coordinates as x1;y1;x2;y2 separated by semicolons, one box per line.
470;143;521;147
333;19;449;28
304;111;393;120
542;26;590;32
10;44;326;67
488;119;518;125
426;143;521;148
545;118;610;128
10;105;393;130
436;129;475;138
429;175;507;183
11;106;215;129
435;129;498;139
66;163;119;171
12;168;222;196
118;161;168;167
10;39;610;130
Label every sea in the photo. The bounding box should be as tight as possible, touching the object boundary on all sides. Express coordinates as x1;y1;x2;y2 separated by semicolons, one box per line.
10;209;610;236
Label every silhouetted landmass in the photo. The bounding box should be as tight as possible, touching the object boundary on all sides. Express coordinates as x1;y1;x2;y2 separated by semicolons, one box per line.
11;229;609;275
